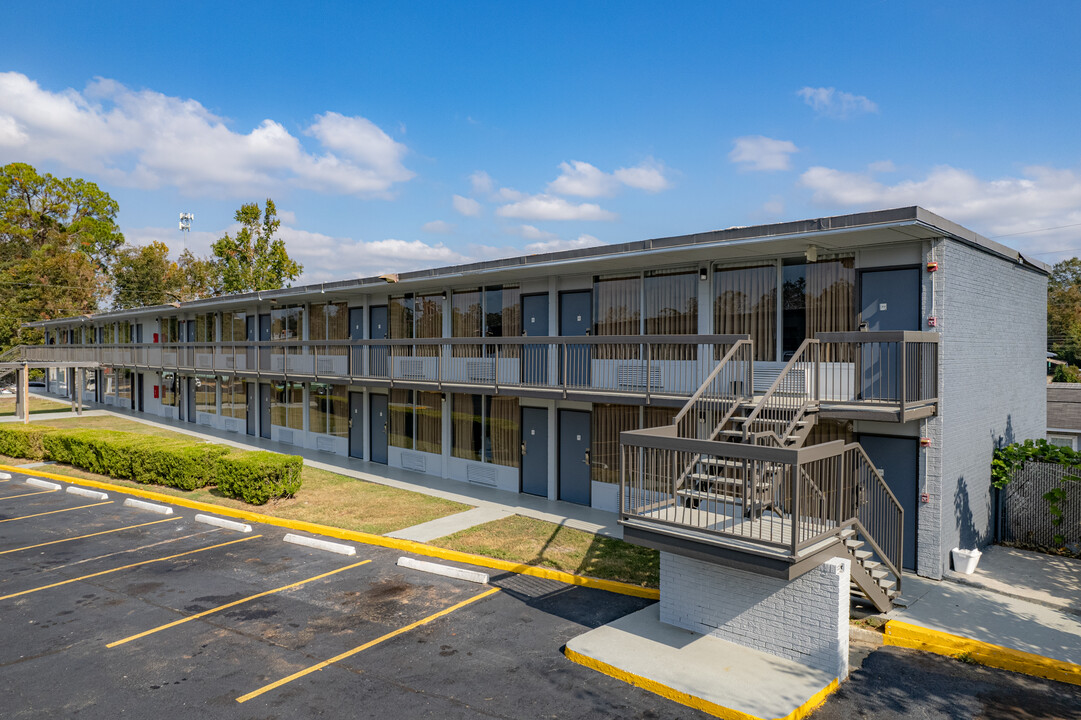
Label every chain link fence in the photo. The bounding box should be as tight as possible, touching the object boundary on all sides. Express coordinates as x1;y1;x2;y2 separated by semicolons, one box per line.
998;461;1081;550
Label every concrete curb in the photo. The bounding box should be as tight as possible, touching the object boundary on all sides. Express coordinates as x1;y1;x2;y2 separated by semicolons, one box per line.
884;619;1081;687
563;646;838;720
397;556;489;584
66;486;108;500
0;463;658;600
123;498;174;515
283;533;356;556
194;514;253;533
25;478;60;490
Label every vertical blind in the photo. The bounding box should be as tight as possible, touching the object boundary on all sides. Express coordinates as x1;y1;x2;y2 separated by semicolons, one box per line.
714;264;777;361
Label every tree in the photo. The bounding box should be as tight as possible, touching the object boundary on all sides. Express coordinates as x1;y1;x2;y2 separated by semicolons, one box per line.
0;162;123;349
112;242;183;309
1049;258;1081;366
211;199;301;294
176;248;223;301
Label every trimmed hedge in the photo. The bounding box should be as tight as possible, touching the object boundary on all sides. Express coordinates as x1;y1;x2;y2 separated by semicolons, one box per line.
0;424;302;503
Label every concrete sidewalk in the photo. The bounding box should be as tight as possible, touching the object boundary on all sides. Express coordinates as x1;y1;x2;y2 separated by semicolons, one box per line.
885;548;1081;685
11;396;621;540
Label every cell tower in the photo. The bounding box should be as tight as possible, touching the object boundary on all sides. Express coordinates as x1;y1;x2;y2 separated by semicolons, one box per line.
178;213;194;253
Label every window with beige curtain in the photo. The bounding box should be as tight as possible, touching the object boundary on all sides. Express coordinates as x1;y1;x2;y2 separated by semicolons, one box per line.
389;388;414;449
222;312;246;342
311;302;349;340
161;372;177;407
644;405;678;430
806;257;856;361
415;293;444;358
415;390;442;453
195;375;217;414
645;267;698;361
594;273;641;360
591;404;639;484
272;382;303;429
487;285;521;358
389;295;414;359
452;288;482;358
486;395;520;468
714;264;777;361
310;383;348;437
452;393;482;461
222;377;246;418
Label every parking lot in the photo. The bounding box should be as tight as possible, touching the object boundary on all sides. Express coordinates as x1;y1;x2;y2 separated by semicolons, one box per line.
0;469;710;719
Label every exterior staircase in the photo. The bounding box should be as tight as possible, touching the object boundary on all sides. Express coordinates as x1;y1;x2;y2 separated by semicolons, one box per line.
647;336;904;613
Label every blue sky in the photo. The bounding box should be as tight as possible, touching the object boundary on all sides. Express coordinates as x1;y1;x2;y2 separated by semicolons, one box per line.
1;1;1080;283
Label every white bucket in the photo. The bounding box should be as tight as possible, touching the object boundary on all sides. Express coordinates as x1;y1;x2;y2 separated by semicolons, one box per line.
951;547;982;574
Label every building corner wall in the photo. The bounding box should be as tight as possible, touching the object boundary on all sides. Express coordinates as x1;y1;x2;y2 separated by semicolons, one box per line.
659;552;850;680
937;239;1047;576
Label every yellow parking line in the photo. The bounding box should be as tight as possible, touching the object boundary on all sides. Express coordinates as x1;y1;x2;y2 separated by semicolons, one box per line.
0;489;59;501
237;586;500;704
0;516;181;556
109;559;374;648
0;535;261;602
0;501;113;524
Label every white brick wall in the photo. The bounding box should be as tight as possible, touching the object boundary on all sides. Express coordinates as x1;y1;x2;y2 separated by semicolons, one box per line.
659;553;850;680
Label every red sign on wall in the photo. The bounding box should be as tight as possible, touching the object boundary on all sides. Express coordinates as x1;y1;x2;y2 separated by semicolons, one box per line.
153;385;160;399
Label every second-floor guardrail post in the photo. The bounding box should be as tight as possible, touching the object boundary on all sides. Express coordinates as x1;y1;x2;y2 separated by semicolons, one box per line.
899;337;908;417
790;462;801;557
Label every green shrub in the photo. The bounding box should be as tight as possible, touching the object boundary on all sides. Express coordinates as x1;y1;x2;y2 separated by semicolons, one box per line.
1053;364;1081;383
216;451;303;505
0;424;55;460
0;424;302;501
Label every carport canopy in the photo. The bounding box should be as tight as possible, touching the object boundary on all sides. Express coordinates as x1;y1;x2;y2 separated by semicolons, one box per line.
0;361;100;422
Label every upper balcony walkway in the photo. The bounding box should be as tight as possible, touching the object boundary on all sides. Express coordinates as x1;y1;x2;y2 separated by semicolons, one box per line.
20;331;939;421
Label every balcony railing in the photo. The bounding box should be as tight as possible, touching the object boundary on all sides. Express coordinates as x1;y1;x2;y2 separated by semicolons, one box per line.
19;331;938;417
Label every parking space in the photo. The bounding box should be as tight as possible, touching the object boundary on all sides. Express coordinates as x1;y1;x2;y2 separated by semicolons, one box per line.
0;470;709;718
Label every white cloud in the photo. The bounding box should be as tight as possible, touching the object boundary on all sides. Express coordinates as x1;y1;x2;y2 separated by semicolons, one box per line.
469;170;494;194
496;194;617;221
547;158;671;197
797;87;878;119
495;186;525;202
525;233;605;254
0;72;414;197
729;136;799;172
799;163;1081;255
761;197;785;215
516;224;560;242
422;220;455;234
548;161;619;197
452;194;482;216
867;160;896;173
613;159;670;192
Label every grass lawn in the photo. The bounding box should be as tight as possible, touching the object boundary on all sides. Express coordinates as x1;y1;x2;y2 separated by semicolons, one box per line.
433;514;659;588
9;416;471;536
0;396;73;416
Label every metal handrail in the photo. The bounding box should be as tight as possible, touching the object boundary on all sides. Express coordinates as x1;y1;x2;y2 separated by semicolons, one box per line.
672;338;751;428
741;338;818;441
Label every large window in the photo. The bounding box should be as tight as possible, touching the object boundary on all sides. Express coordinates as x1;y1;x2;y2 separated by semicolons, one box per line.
161;373;177;407
591;405;678;485
310;383;348;437
222;312;247;342
389;388;414;449
451;286;519;357
117;370;132;403
195;375;217;414
714;263;777;362
271;306;303;340
193;313;216;343
161;317;179;343
272;381;304;430
222;377;246;419
451;394;520;468
415;293;444;357
310;302;349;341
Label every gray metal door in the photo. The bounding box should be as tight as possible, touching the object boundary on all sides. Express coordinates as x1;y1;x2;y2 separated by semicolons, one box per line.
522;294;549;385
258;313;272;370
177;376;185;421
560;291;591;386
136;373;144;412
521;407;548;496
370;394;388;464
370;305;388;377
259;383;272;439
860;268;920;401
187;377;197;423
559;409;591;505
349;392;364;459
135;324;143;343
186;321;196;342
246;382;256;435
858;435;918;571
246;315;256;369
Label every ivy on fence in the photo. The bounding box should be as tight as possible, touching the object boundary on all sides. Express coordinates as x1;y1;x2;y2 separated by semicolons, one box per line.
993;438;1081;545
